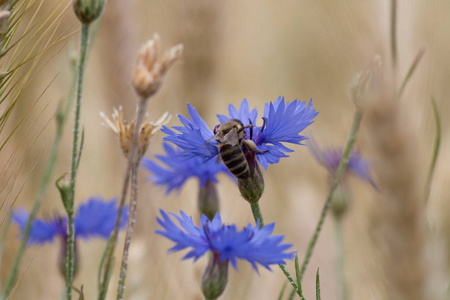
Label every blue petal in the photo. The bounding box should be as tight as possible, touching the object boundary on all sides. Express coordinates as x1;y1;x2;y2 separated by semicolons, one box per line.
156;210;294;272
11;209;59;245
255;98;317;168
74;197;128;240
143;144;232;194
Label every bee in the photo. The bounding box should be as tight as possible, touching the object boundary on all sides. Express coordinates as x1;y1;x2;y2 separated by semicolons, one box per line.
208;119;265;179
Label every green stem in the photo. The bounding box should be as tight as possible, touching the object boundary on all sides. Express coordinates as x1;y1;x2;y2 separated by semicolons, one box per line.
398;49;425;97
116;97;148;300
250;203;302;298
390;0;397;69
334;217;347;300
66;23;90;300
424;97;441;204
288;109;363;299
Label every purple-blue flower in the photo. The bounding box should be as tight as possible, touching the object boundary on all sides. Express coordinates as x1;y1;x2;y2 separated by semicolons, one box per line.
156;209;294;271
12;197;128;245
142;143;232;194
162;97;318;170
308;138;376;187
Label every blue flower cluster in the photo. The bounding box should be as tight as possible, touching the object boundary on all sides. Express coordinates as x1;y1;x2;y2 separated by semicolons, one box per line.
156;210;294;271
308;138;376;187
142;143;232;194
12;197;128;245
162;97;318;170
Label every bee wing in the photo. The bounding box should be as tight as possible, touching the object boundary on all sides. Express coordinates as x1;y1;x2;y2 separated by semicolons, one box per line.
223;127;240;146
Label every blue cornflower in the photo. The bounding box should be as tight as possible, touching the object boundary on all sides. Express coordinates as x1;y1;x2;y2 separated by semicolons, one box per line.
308;138;376;188
142;143;232;195
156;209;294;271
162;97;318;170
12;197;129;245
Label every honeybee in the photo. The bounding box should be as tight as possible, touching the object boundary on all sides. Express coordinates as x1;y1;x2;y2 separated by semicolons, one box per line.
208;119;265;179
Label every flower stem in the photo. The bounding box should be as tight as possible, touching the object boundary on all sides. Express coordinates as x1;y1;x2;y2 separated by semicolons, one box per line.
3;38;80;299
250;203;303;298
390;0;397;69
116;97;149;300
334;217;347;300
66;22;90;300
288;109;363;299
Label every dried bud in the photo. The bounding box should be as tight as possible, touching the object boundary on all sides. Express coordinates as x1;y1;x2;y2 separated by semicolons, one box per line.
132;34;183;99
201;252;228;300
198;180;220;221
0;10;10;22
100;107;170;159
73;0;105;24
350;56;382;111
238;152;264;204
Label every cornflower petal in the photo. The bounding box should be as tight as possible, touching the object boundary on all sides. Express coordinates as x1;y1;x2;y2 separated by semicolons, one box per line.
156;210;294;271
12;209;58;245
142;143;231;194
75;197;128;239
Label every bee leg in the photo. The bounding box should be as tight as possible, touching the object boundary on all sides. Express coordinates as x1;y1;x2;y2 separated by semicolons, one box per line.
248;119;254;140
243;139;269;153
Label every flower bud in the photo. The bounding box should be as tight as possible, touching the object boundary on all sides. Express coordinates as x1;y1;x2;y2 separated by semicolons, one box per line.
331;185;351;219
238;152;264;204
201;252;228;300
198;180;219;221
132;34;183;99
73;0;105;24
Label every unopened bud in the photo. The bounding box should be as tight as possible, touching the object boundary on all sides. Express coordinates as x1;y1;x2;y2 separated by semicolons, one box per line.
0;10;10;22
132;34;183;99
350;56;381;111
198;180;219;221
73;0;105;24
201;252;228;300
331;185;351;219
56;174;72;213
238;152;264;204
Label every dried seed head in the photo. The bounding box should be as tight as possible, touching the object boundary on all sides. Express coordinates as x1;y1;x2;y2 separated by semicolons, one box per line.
100;107;171;159
350;55;382;111
0;10;10;22
132;34;183;99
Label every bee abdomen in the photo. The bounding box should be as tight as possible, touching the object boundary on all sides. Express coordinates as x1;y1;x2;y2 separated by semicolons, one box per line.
220;144;249;179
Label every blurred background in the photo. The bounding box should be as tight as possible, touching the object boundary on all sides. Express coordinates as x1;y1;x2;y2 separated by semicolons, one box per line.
1;0;449;299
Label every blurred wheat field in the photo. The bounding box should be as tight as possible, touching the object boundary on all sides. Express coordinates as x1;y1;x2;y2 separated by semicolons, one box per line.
2;1;450;299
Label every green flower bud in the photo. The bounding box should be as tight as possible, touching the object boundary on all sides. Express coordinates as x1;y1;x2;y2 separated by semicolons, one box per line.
73;0;106;24
238;152;264;204
331;185;351;219
198;180;219;221
201;252;228;300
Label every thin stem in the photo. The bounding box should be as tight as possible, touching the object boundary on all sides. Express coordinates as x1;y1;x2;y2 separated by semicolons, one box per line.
116;97;148;300
334;217;347;300
390;0;397;69
398;48;425;97
98;164;131;300
66;22;90;300
288;109;363;299
3;116;64;296
2;53;78;297
424;97;441;204
250;203;302;298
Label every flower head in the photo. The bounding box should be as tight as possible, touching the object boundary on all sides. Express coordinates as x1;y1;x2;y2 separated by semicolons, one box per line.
12;197;128;245
142;143;232;195
308;138;376;188
132;34;183;99
162;97;317;170
156;210;294;271
100;106;170;159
